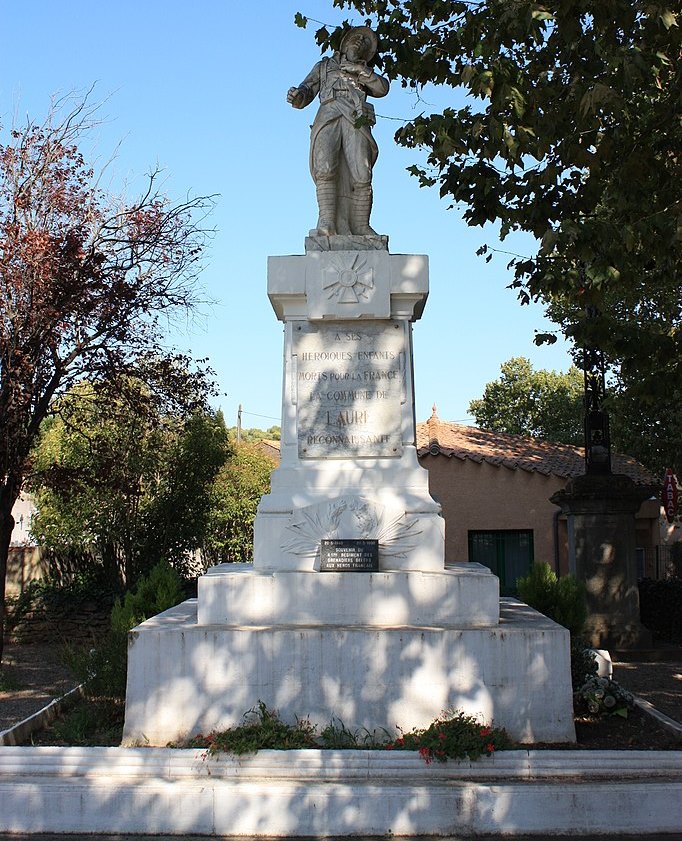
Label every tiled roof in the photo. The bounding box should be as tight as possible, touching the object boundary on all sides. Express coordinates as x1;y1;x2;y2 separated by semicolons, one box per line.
416;409;657;485
257;439;282;460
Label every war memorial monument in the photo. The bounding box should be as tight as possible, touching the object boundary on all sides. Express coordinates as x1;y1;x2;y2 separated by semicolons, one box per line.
122;27;575;746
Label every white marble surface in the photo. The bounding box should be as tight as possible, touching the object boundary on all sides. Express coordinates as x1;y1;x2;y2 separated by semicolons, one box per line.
197;563;500;627
2;746;681;836
267;251;428;321
259;250;437;572
122;598;575;747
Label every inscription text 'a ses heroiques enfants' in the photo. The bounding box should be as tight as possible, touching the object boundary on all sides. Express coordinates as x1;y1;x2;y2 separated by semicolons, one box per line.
295;322;405;457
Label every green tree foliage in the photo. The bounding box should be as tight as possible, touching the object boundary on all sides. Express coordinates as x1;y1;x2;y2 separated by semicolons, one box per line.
308;2;681;397
29;378;229;586
226;426;281;443
140;411;231;574
206;442;278;564
0;93;213;659
516;561;595;691
607;380;682;477
469;357;583;444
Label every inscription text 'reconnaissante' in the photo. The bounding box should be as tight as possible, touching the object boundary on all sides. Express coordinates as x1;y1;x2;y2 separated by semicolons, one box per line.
294;321;404;458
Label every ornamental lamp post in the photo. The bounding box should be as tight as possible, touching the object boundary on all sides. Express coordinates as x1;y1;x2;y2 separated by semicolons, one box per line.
550;304;651;648
582;306;612;476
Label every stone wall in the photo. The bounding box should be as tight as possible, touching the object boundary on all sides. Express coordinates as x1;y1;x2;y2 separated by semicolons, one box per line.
8;598;113;647
6;547;47;596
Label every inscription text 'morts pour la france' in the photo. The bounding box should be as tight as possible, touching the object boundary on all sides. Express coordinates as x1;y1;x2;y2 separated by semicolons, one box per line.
295;321;405;458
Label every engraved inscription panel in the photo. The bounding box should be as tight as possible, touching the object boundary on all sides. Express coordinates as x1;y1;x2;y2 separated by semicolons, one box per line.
295;321;405;458
320;539;379;572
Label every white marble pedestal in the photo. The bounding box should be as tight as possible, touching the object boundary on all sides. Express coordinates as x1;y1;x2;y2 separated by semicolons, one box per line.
123;239;576;746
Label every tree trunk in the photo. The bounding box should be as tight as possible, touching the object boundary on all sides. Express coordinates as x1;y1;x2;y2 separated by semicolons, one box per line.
0;481;18;664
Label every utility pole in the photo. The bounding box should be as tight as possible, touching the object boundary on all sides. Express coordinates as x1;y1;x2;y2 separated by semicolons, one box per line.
237;404;242;444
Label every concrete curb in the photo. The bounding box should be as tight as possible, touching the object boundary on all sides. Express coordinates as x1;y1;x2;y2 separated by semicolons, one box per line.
0;683;84;746
0;690;680;835
0;746;681;836
634;697;682;738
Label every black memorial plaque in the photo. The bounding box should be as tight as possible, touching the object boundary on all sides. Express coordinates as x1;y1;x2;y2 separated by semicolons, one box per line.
320;539;379;572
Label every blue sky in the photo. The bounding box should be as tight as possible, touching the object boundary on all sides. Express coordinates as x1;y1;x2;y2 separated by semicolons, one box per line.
1;0;574;430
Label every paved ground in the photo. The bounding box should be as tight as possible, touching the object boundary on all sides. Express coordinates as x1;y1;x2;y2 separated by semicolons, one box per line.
4;834;682;840
0;643;77;731
612;649;682;722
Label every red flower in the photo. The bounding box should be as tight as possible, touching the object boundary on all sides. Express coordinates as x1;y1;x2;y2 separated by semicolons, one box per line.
486;742;495;754
437;731;446;741
479;726;492;737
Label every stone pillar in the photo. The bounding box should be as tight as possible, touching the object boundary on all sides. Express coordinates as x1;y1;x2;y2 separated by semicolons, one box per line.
254;239;446;572
551;474;652;648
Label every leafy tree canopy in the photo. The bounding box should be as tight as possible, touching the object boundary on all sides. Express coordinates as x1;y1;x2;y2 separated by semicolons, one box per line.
226;425;281;443
606;377;682;478
303;1;681;395
205;442;278;565
29;376;229;588
469;356;583;444
469;355;679;476
0;92;214;658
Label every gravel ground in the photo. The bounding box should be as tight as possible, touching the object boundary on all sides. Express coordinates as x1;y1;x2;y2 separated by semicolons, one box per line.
612;654;682;722
0;642;78;732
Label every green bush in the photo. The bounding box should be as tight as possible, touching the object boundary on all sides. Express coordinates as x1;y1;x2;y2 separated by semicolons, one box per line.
111;560;184;634
187;701;319;754
67;561;185;701
388;709;512;763
516;562;587;638
46;699;125;746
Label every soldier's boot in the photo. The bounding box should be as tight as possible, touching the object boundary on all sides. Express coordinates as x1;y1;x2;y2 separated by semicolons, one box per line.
350;182;377;236
315;181;337;236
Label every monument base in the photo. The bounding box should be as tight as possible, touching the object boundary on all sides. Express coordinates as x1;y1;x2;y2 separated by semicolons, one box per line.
122;597;576;747
197;563;499;626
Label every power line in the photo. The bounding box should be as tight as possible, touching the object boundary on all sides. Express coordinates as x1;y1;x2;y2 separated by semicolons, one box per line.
241;410;281;422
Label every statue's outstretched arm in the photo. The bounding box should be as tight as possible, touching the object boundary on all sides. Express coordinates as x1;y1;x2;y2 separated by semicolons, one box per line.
287;63;320;109
287;84;315;109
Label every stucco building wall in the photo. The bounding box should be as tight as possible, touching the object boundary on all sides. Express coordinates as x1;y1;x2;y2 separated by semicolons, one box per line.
421;454;563;567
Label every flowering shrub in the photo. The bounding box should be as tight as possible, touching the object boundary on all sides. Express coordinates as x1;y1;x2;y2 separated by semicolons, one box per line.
574;676;634;719
385;709;512;763
181;703;513;762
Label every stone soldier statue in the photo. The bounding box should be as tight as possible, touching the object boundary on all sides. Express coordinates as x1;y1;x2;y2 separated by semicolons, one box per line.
287;26;389;238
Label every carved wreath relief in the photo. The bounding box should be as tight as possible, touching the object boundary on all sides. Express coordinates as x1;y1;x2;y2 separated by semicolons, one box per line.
282;496;421;565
